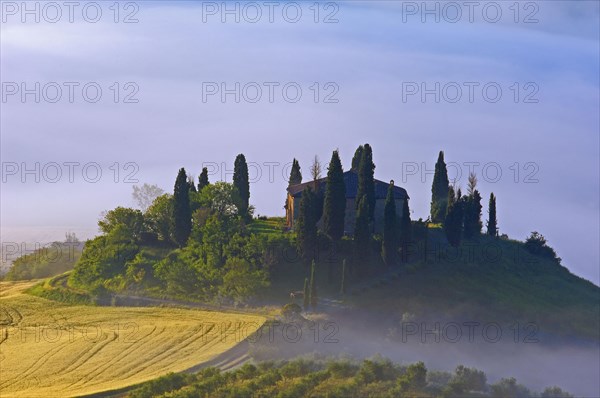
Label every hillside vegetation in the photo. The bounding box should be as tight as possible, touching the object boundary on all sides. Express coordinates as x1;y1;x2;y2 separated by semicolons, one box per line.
125;356;574;398
348;230;600;342
3;241;83;281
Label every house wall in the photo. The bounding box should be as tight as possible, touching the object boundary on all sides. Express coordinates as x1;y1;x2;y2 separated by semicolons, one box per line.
287;193;406;235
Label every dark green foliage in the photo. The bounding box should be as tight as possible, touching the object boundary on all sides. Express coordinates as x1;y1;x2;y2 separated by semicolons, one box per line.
126;356;572;398
525;231;558;260
399;198;412;262
354;195;371;267
463;189;483;239
98;207;146;241
397;361;427;391
288;158;302;185
71;234;138;287
487;192;498;236
490;377;532;398
303;277;309;310
356;144;376;222
444;187;463;247
381;183;397;266
145;194;174;243
233;154;250;219
296;187;318;261
198;167;210;191
188;175;197;193
351;144;364;170
431;150;450;223
444;365;487;395
323;150;346;242
173;168;192;247
309;260;317;309
128;372;196;398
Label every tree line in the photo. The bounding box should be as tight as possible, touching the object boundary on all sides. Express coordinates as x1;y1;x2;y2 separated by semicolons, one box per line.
430;151;498;247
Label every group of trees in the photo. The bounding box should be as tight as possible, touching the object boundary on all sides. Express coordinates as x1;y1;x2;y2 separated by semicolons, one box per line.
70;154;282;303
295;145;411;274
128;357;573;398
430;151;498;247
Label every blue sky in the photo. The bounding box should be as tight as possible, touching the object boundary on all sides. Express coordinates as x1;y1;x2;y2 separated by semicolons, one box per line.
1;1;599;283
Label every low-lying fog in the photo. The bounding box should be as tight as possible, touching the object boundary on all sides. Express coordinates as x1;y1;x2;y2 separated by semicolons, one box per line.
251;315;600;397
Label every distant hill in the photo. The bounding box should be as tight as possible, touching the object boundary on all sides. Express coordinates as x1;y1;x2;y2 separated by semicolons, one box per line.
2;241;83;281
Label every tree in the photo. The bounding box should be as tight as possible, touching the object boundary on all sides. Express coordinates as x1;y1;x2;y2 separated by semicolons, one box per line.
354;195;371;268
444;188;463;247
463;174;482;239
399;198;412;263
198;167;210;191
221;257;269;304
356;144;376;222
340;259;347;295
467;172;477;195
145;194;174;242
288;158;302;185
296;187;318;261
487;192;498;236
98;207;145;241
303;277;310;310
132;183;165;212
323;150;346;243
173;168;192;247
381;183;397;266
187;175;197;193
310;155;322;186
351;145;364;170
233;154;250;219
430;151;450;223
309;260;317;310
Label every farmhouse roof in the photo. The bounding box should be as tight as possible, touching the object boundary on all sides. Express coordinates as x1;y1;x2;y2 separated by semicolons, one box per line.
287;169;409;200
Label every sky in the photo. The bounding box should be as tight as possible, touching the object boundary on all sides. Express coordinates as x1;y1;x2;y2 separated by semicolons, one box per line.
1;1;599;284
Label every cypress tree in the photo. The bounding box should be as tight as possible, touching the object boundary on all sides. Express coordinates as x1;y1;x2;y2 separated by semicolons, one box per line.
198;167;209;191
188;176;197;193
323;150;346;242
303;277;309;310
351;145;364;171
288;158;302;185
309;260;317;310
487;192;498;237
296;187;318;261
430;151;450;223
356;144;376;222
340;259;347;295
233;154;250;219
444;188;463;247
354;195;371;270
381;182;397;266
464;182;483;239
399;197;412;263
173;167;192;247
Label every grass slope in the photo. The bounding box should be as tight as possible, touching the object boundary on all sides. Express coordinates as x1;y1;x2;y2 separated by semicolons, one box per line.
349;231;600;342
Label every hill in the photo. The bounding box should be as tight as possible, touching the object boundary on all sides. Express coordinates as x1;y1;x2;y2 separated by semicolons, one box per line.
2;241;83;281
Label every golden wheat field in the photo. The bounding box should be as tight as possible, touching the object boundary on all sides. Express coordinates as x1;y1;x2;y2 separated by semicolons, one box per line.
0;280;266;397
